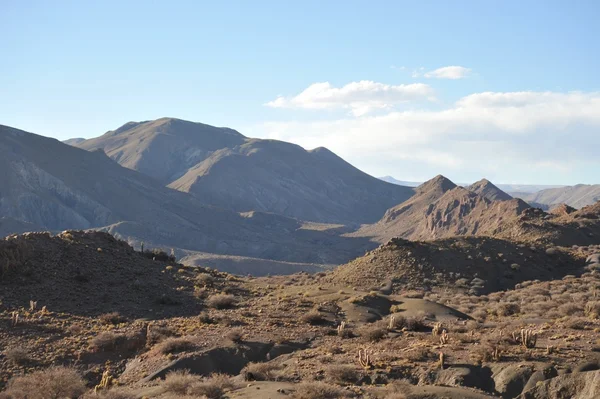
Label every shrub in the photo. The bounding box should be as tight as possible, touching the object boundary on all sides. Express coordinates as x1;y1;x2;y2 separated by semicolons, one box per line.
361;326;387;342
207;294;237;309
3;366;86;399
90;332;125;352
163;370;200;395
404;316;426;331
195;273;215;287
404;348;433;362
141;248;176;262
82;388;137;399
496;303;521;316
4;347;30;365
98;312;127;325
326;365;359;384
226;328;244;344
243;362;282;381
147;325;175;345
292;382;347;399
155;337;197;354
302;311;326;325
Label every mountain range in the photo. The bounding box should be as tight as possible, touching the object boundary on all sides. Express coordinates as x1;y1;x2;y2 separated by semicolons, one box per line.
73;118;413;224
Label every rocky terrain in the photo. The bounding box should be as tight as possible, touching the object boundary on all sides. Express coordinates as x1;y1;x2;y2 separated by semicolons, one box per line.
0;124;377;275
0;229;599;398
517;184;600;210
74;118;414;224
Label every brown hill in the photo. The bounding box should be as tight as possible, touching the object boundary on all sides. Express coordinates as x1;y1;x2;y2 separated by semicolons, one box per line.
356;176;530;242
77;118;414;224
168;139;413;224
0;124;374;272
468;178;513;201
329;236;582;294
76;118;246;184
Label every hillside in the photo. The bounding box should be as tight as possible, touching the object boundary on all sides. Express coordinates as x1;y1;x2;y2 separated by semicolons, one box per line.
468;178;513;201
0;124;374;272
77;118;414;224
519;184;600;209
76;118;246;184
168;139;414;224
355;175;531;242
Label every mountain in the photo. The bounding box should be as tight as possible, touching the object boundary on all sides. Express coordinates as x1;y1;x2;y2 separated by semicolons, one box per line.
76;118;246;184
63;137;85;146
518;184;600;209
77;118;414;224
0;124;374;272
378;176;421;187
380;176;565;194
468;178;513;201
355;175;531;242
168;140;414;224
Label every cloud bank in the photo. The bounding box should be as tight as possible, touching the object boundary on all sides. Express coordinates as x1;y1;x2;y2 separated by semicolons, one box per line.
423;66;472;79
265;81;434;116
259;88;600;183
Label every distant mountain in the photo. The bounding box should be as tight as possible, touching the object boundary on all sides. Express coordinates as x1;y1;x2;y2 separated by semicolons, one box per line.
356;175;530;242
378;176;421;187
0;124;374;273
76;118;246;184
518;184;600;209
77;118;414;224
380;176;565;194
468;178;513;201
63;138;85;146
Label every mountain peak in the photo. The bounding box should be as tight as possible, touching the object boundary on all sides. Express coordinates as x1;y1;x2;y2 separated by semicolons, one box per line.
469;178;512;201
416;174;457;195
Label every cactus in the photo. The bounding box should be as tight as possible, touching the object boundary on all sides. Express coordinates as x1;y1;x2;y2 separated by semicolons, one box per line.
29;300;37;312
439;352;445;369
337;321;347;337
439;329;449;345
388;315;396;331
513;329;537;348
432;322;443;336
358;348;371;369
94;369;114;393
10;311;19;327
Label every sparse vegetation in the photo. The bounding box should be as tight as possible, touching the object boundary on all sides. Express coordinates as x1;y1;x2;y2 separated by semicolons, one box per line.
2;367;86;399
155;336;197;354
206;294;237;309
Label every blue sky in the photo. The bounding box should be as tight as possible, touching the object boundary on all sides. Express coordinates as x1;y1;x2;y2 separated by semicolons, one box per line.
1;0;599;184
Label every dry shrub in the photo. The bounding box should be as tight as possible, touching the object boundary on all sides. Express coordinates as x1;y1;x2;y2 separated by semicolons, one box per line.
4;347;30;365
558;303;583;317
470;342;505;365
243;362;282;381
361;326;387;342
404;348;434;362
155;337;197;354
302;311;326;325
565;317;591;330
495;303;521;316
195;273;215;287
326;364;359;384
226;328;244;344
163;370;200;395
82;388;137;399
585;301;600;319
385;379;413;399
293;382;348;398
98;312;127;325
90;331;125;352
147;324;175;345
206;294;237;309
3;366;86;399
405;316;426;331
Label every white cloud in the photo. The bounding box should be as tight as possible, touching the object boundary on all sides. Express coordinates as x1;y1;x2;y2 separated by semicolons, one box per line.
265;81;435;116
255;91;600;183
422;66;472;79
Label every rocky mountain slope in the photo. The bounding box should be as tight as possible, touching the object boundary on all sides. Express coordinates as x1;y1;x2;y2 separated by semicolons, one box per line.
468;178;513;201
76;118;414;224
0;124;374;272
355;175;531;243
518;184;600;209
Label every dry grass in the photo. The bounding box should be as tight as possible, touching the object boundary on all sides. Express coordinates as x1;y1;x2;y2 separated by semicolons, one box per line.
206;294;237;309
2;366;86;399
90;331;125;352
4;347;30;365
98;312;127;325
302;311;326;325
326;364;360;384
243;362;282;381
155;337;197;354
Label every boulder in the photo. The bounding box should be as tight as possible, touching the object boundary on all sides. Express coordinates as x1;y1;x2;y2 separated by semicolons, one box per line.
492;364;534;399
